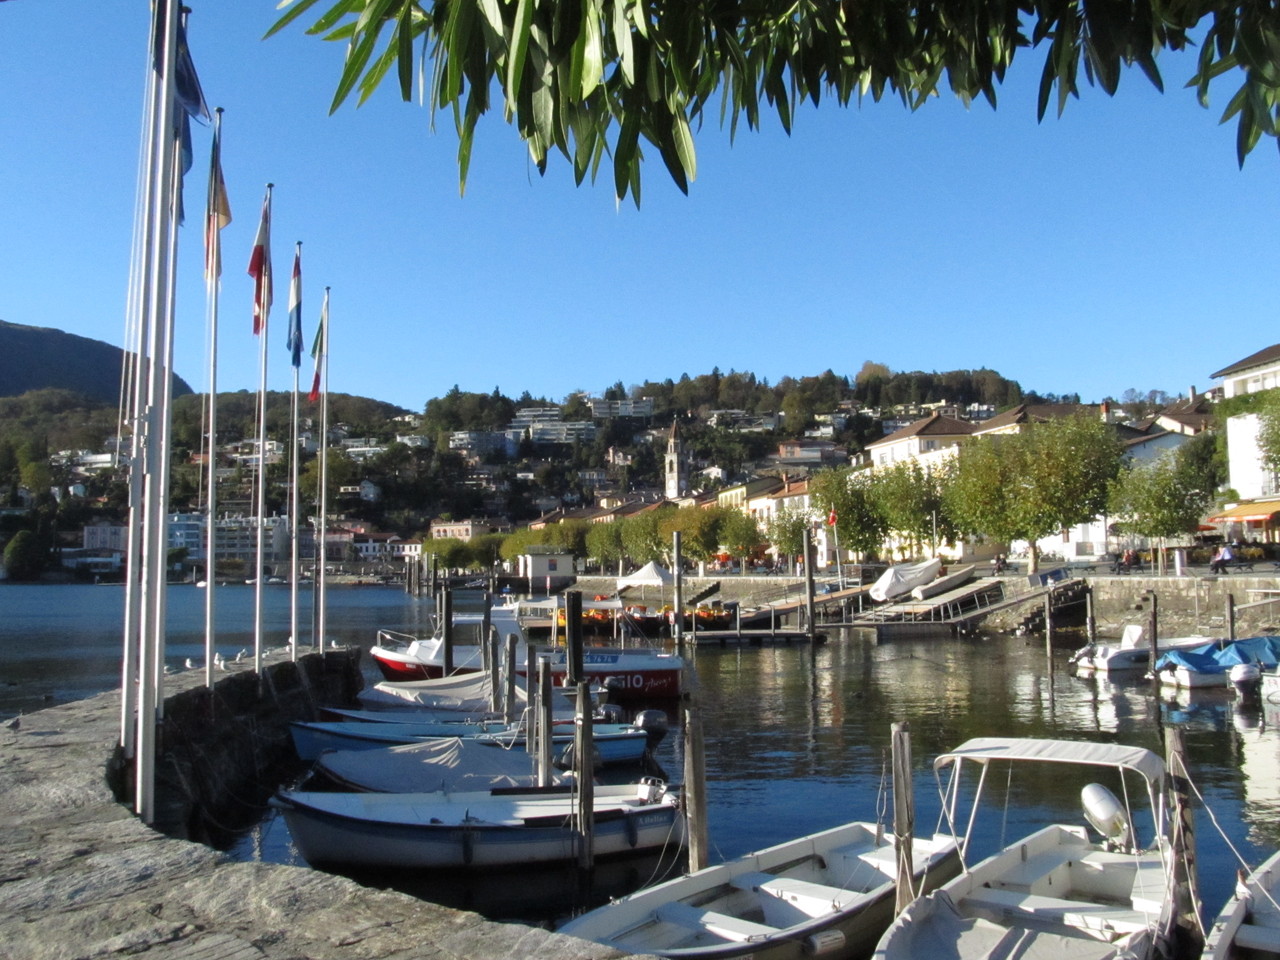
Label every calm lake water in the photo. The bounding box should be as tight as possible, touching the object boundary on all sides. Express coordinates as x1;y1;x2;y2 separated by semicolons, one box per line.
3;582;1279;933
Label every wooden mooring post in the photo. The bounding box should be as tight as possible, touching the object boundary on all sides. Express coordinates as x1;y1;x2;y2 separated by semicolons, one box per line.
672;531;684;656
803;528;816;641
892;721;915;915
565;591;594;872
441;588;454;675
1147;591;1160;700
1226;593;1237;644
1161;726;1203;958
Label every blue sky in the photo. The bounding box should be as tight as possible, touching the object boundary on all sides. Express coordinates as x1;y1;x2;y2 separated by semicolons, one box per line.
2;3;1278;414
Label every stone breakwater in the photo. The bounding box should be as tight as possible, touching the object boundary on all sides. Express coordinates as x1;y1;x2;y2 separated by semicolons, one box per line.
0;648;643;960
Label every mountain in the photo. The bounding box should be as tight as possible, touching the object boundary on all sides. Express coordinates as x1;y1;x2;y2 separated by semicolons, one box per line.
0;319;193;403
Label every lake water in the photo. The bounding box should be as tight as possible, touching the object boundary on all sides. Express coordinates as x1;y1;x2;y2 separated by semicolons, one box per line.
2;582;1278;934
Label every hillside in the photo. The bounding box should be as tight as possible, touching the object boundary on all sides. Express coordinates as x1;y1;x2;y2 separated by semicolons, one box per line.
0;319;192;403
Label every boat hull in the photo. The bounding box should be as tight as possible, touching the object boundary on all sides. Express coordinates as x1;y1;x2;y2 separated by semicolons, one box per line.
276;786;685;870
560;821;960;960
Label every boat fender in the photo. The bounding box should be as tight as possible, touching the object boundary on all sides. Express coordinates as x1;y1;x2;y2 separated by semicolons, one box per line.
634;709;670;748
1081;783;1131;849
803;929;846;956
625;812;639;848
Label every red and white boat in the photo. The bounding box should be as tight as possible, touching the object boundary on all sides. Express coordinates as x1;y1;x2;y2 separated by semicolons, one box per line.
370;606;684;699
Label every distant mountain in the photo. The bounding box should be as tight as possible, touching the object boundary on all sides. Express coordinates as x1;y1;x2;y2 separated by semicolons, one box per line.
0;319;192;403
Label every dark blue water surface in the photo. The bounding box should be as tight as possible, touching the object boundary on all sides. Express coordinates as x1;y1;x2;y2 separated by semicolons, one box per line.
3;582;1278;931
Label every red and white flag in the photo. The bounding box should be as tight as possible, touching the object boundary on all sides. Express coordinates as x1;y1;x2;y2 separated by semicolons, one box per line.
247;187;272;334
828;508;838;526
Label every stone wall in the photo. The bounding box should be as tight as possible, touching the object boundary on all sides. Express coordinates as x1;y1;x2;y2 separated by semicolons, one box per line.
0;648;635;960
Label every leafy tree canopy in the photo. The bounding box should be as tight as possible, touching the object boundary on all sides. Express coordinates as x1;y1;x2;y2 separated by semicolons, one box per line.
269;0;1273;205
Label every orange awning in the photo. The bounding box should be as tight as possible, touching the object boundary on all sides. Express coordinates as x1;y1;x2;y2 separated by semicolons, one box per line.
1209;501;1280;523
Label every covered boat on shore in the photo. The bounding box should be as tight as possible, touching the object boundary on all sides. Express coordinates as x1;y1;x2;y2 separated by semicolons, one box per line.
870;559;942;603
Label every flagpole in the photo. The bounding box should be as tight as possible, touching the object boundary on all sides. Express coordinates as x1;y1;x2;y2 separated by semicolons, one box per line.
250;184;274;675
203;107;229;688
288;242;303;661
316;288;330;653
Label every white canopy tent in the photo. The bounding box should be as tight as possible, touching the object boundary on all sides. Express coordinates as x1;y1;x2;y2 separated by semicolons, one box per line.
617;561;673;589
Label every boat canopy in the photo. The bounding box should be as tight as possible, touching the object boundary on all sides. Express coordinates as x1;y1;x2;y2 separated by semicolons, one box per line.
1154;635;1280;676
934;737;1166;788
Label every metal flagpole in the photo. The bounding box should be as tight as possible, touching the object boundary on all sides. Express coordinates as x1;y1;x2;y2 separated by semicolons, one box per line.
316;288;330;653
203;108;229;688
288;243;303;661
250;185;273;674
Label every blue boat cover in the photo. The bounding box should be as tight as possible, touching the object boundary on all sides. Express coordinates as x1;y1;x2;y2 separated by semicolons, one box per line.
1153;636;1280;676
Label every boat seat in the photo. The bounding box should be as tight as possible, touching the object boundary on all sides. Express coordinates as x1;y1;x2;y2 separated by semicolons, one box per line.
1235;922;1280;954
964;887;1152;938
729;871;870;916
993;849;1078;896
654;902;777;942
1074;851;1166;911
823;839;890;890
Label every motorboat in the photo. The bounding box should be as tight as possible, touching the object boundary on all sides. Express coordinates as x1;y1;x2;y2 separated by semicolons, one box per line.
311;736;572;793
559;819;959;960
288;718;658;765
1153;636;1280;690
273;778;684;870
872;737;1175;960
1071;624;1218;676
1203;848;1280;958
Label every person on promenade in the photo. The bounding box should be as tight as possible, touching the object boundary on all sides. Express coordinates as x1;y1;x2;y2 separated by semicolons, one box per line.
1210;543;1234;574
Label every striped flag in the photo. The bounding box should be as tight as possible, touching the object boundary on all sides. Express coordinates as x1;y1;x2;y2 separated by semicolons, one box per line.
247;187;272;334
309;289;328;403
203;112;231;281
287;243;303;368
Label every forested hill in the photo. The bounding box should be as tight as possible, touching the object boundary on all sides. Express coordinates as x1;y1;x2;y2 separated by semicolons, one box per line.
0;319;192;403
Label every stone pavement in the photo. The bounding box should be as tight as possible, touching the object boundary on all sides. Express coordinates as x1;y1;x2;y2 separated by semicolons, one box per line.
0;655;647;960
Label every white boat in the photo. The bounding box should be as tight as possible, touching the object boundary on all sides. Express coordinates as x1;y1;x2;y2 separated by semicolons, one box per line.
1153;636;1280;690
355;669;573;715
1204;848;1280;958
313;736;571;793
273;779;684;870
873;737;1174;960
1071;625;1218;676
558;820;960;960
909;564;976;601
870;559;942;603
288;718;654;764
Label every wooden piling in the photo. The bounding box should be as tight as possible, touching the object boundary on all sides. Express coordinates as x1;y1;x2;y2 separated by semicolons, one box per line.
441;589;454;675
673;532;684;657
565;591;594;871
537;657;553;786
1162;726;1204;957
683;666;708;873
892;721;915;915
1227;593;1236;643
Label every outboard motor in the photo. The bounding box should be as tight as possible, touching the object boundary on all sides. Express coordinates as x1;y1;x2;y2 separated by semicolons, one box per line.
596;702;625;725
1230;662;1262;702
632;709;670;749
1082;783;1132;851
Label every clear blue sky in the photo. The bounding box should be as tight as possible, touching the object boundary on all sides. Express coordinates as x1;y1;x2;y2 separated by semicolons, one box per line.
2;3;1278;414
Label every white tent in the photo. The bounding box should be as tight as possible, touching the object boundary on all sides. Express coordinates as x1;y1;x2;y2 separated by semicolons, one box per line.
617;561;673;588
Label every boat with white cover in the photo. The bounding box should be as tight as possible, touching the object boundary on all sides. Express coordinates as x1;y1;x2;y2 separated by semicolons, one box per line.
559;819;959;960
1204;848;1280;958
870;559;942;603
313;736;571;793
289;718;653;764
872;737;1175;960
273;778;684;870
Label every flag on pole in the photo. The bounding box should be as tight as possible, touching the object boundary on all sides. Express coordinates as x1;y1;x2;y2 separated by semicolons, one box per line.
204;112;231;281
247;187;273;334
828;508;838;526
309;289;328;403
287;244;303;368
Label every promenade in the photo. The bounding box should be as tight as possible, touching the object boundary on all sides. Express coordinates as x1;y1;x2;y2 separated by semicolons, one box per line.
0;648;639;960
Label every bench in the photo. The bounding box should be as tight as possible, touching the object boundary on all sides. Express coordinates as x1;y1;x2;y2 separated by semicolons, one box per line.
654;901;777;942
991;849;1076;896
729;871;870;917
963;887;1152;937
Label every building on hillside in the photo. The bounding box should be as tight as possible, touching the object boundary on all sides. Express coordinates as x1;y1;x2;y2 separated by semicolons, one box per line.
773;438;847;469
429;517;514;541
865;412;975;469
83;520;127;554
589;397;653;419
1212;343;1280;399
338;480;381;503
515;544;574;583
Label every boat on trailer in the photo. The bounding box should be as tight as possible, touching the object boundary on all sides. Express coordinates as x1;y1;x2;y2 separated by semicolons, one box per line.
872;737;1176;960
559;819;959;960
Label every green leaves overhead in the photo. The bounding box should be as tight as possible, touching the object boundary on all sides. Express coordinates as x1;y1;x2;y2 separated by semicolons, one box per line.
268;0;1280;202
